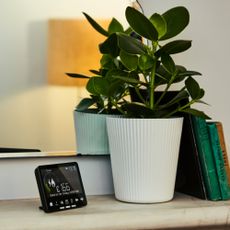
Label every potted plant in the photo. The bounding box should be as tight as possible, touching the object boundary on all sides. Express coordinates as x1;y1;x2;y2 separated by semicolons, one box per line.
69;5;210;203
66;17;131;155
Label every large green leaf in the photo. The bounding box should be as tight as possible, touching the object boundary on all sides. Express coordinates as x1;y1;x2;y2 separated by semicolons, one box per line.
150;13;167;39
105;69;128;82
89;70;100;75
99;33;119;57
122;102;177;118
117;33;146;54
66;73;90;78
155;65;186;86
125;6;158;41
155;68;171;87
107;80;127;99
161;53;176;74
159;90;189;109
176;65;187;73
76;98;95;111
178;70;202;77
185;77;201;99
86;77;109;96
156;40;192;56
112;75;147;86
83;12;109;37
124;27;133;34
100;54;116;70
122;102;156;118
182;108;211;119
120;50;138;71
108;18;124;34
138;54;154;71
199;88;205;99
196;99;210;105
160;6;190;40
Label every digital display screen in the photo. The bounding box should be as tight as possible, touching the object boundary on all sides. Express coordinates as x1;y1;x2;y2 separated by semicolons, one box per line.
40;164;82;198
35;162;87;212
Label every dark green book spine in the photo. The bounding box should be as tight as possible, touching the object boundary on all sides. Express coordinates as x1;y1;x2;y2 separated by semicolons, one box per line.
192;116;221;200
207;123;230;200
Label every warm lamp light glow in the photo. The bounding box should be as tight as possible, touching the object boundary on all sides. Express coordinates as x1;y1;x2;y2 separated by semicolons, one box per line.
47;19;110;86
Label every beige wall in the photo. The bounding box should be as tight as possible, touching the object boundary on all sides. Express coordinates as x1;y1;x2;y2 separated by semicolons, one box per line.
1;0;230;152
0;0;129;151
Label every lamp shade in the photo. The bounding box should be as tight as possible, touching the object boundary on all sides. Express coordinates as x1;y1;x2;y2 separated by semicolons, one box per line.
47;19;110;86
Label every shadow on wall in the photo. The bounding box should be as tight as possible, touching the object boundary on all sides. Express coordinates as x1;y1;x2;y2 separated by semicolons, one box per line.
27;21;48;88
0;21;48;100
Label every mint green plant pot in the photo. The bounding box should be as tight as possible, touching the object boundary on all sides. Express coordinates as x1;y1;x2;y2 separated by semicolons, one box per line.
74;110;115;155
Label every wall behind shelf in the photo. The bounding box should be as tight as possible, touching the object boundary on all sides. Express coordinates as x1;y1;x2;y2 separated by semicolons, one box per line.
1;0;230;200
0;0;230;152
0;0;129;152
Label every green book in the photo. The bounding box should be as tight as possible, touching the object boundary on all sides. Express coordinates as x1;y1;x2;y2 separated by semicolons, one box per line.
207;122;230;200
192;116;221;200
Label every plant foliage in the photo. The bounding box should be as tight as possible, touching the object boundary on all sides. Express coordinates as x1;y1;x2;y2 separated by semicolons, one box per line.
66;5;210;119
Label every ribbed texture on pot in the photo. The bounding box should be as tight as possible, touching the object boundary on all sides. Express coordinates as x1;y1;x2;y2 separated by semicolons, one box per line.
106;117;183;203
74;111;117;155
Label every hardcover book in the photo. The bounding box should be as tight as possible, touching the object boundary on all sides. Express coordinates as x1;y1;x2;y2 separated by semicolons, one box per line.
207;122;230;200
192;117;221;200
175;115;207;200
216;122;230;185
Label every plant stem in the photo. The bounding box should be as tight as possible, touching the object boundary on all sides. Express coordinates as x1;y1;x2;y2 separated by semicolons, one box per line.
134;86;146;104
107;98;113;113
163;108;179;118
155;72;177;106
155;83;170;106
179;100;195;111
143;73;148;83
163;99;195;118
111;101;126;115
149;60;157;110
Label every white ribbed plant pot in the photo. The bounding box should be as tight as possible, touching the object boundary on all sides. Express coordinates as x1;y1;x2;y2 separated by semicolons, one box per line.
74;110;117;155
106;117;183;203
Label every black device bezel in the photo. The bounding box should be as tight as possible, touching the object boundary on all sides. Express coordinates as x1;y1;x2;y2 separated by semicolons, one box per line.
35;162;87;213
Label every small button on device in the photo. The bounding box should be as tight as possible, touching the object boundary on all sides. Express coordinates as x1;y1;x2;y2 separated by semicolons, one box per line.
65;199;69;205
49;202;53;207
54;201;59;206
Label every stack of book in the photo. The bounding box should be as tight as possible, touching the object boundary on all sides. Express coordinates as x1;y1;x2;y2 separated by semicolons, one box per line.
176;115;230;201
